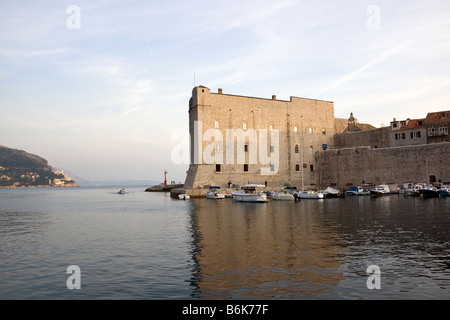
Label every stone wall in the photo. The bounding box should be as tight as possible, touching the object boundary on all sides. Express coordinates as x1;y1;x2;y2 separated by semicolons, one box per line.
184;86;337;189
316;142;450;190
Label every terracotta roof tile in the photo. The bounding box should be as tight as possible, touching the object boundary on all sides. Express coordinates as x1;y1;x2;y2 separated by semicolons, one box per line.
425;111;450;124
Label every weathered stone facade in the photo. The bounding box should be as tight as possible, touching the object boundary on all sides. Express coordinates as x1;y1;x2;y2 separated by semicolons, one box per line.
182;86;450;193
184;86;342;189
316;142;450;189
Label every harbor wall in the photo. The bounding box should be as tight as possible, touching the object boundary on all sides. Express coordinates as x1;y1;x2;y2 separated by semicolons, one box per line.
316;142;450;190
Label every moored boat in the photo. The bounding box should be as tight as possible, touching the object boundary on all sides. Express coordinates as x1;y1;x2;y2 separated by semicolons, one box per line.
405;183;424;196
205;186;226;199
273;190;294;201
232;184;268;203
439;185;450;197
318;187;341;198
296;190;324;199
370;185;390;196
178;193;190;200
345;186;370;196
418;186;440;198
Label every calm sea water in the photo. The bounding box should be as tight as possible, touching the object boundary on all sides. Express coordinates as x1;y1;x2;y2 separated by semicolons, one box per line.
0;186;449;300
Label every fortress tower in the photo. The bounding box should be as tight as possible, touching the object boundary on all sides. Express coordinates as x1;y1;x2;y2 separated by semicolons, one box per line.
184;86;338;190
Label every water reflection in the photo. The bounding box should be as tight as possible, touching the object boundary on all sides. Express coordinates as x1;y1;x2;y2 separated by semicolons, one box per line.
187;196;450;299
188;199;344;299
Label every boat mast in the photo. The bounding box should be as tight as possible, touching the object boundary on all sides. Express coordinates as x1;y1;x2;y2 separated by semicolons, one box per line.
301;125;304;191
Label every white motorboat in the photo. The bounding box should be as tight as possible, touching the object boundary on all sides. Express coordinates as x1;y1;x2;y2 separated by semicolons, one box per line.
273;190;294;201
318;187;341;198
232;184;268;203
296;190;324;199
370;185;390;196
178;193;190;200
405;183;424;196
206;186;226;199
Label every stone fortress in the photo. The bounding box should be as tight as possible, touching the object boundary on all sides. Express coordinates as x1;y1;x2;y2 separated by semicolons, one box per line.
178;86;450;196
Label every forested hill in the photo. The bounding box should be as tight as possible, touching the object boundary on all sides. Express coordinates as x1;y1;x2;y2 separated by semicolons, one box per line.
0;145;78;188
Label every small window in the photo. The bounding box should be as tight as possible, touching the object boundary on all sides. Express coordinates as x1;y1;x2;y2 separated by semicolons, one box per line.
310;165;314;172
429;127;435;136
294;126;298;133
308;128;313;134
244;164;248;172
270;164;275;172
270;146;275;153
269;124;274;132
243;122;248;130
295;145;299;154
322;129;327;135
295;164;300;172
244;144;248;152
309;146;313;155
214;120;220;129
215;164;221;172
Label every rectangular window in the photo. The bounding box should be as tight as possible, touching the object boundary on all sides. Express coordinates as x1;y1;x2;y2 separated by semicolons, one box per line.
310;165;314;172
294;126;298;133
269;124;274;132
214;120;220;129
270;164;275;172
295;164;300;172
270;146;275;153
244;144;248;152
322;129;327;135
244;164;248;172
243;122;248;130
215;164;221;172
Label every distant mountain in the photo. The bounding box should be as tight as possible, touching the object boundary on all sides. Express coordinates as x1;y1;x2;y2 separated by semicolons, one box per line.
55;168;161;188
0;145;78;188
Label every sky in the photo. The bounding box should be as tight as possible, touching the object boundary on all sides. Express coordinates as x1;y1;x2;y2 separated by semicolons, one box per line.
1;0;449;182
